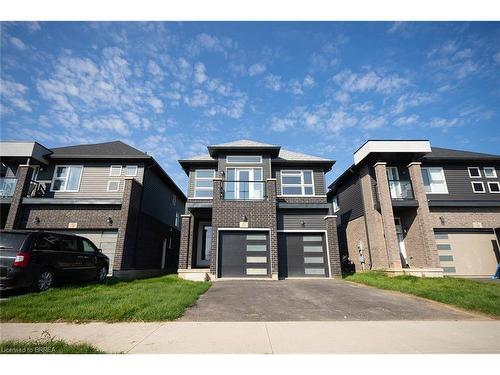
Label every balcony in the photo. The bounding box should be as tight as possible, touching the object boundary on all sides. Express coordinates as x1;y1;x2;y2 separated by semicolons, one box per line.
222;180;266;200
0;177;17;198
388;179;414;200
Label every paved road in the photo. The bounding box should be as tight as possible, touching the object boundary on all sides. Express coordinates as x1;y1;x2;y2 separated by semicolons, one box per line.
1;321;499;353
180;279;483;321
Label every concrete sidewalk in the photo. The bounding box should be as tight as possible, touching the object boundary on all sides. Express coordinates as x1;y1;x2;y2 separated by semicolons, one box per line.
1;321;500;353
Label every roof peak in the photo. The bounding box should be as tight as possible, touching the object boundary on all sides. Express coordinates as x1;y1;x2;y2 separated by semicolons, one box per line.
210;139;279;148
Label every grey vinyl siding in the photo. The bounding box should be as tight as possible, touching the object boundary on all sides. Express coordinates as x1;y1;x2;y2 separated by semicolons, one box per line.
274;167;326;195
423;162;500;201
333;172;365;225
141;168;185;227
35;162;144;198
277;210;327;230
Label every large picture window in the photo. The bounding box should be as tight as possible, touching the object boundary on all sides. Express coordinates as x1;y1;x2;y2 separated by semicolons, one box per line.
226;155;262;164
51;165;83;192
281;170;314;196
421;167;448;194
194;169;215;198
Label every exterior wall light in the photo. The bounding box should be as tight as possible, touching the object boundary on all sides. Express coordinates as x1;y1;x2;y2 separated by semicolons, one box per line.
33;216;40;225
439;216;445;225
107;217;113;226
300;220;306;227
242;215;248;222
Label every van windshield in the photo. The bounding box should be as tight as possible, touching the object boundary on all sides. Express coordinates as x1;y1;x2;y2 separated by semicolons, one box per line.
0;233;28;251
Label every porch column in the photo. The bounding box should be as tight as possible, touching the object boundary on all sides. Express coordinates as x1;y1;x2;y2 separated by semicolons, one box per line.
266;178;278;279
407;162;441;268
209;178;223;276
324;215;342;277
178;214;193;270
373;162;401;269
4;165;33;230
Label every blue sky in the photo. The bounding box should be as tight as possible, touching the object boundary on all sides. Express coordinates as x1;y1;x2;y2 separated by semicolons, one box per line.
1;21;499;191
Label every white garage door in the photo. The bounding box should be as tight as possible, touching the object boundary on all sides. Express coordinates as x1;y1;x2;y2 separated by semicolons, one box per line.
435;230;500;277
66;230;118;274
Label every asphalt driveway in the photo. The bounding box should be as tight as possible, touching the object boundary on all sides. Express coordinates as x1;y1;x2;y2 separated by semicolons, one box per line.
181;279;483;321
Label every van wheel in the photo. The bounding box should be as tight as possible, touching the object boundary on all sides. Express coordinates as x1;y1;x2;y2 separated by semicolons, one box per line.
97;266;108;282
34;270;54;292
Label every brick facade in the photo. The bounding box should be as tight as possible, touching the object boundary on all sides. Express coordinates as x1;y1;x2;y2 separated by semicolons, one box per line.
4;165;33;230
429;207;500;229
325;216;341;276
178;214;192;270
343;215;370;271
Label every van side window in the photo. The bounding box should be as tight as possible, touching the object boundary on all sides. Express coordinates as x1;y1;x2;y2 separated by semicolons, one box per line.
81;239;97;253
60;236;80;252
33;234;60;251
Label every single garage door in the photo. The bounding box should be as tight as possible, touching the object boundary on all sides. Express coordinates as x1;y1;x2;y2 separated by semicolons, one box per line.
65;230;118;274
278;233;329;278
435;230;500;277
218;231;270;278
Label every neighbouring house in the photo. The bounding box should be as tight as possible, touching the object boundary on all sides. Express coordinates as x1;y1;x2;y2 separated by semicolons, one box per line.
177;139;340;281
328;140;500;278
0;140;186;279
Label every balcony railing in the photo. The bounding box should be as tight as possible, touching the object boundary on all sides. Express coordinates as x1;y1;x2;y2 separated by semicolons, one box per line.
0;177;18;198
388;179;414;200
222;180;266;200
27;180;48;197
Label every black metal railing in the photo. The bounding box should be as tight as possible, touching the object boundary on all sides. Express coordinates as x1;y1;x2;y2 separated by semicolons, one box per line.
27;180;48;197
222;180;266;200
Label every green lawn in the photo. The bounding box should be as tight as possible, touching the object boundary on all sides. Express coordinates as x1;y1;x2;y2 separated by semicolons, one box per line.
0;339;105;354
344;271;500;317
0;275;210;322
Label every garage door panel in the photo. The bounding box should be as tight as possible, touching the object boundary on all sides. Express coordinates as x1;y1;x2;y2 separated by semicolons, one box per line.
435;230;499;277
219;231;270;278
278;233;329;278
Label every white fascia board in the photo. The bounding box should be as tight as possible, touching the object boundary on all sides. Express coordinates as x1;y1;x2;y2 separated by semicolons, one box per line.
354;140;431;166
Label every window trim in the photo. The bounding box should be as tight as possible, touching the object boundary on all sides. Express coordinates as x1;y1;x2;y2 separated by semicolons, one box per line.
471;181;486;193
487;181;500;193
421;167;449;194
175;212;180;227
50;165;83;192
107;180;120;192
193;169;216;198
483;167;497;178
280;170;315;196
109;165;122;177
124;165;138;177
226;155;262;164
467;167;481;178
332;195;340;212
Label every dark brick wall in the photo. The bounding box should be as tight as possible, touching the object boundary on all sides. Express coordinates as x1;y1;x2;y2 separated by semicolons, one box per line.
276;196;327;204
4;165;33;230
178;215;192;270
325;216;342;276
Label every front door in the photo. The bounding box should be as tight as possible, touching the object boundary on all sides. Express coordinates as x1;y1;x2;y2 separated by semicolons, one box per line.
196;221;212;267
394;218;409;267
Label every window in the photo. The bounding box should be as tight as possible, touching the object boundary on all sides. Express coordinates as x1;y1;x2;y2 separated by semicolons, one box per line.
109;165;122;176
172;194;177;206
332;195;340;212
107;181;120;192
125;165;138;176
81;239;97;253
194;169;215;198
471;181;485;193
226;155;262;164
51;165;83;192
225;168;263;199
175;212;180;227
483;167;497;178
467;167;481;178
60;236;80;252
421;167;448;194
487;181;500;193
281;170;315;196
32;166;40;181
33;234;60;251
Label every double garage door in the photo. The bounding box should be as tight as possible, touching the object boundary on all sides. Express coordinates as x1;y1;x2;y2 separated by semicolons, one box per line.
217;231;329;278
435;230;500;277
64;230;118;274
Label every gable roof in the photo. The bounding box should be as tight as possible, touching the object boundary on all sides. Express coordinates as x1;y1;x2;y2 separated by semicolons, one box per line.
211;139;278;148
50;141;150;159
276;148;332;162
423;147;500;161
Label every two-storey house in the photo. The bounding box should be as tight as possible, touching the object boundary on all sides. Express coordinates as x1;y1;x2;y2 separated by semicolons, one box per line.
328;140;500;278
177;140;341;281
0;140;186;279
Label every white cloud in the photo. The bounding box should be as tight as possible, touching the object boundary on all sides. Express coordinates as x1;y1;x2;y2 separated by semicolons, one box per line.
27;22;41;31
147;60;163;77
362;115;387;129
303;75;315;87
194;62;208;84
248;63;267;77
187;33;234;57
392;92;435;115
0;78;32;112
263;74;282;91
184;89;209;107
82;116;130;136
304;113;319;127
428;117;462;129
494;52;500;64
333;69;409;94
394;114;419;126
334;91;350;104
289;80;303;95
147;96;164;113
10;37;26;50
325;110;358;133
270;117;295;132
387;22;405;34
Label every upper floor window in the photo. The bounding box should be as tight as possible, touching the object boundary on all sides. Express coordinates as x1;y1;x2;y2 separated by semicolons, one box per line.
487;182;500;193
421;167;448;194
281;170;314;196
332;195;340;212
172;194;177;206
467;167;481;178
471;181;485;193
194;169;215;198
109;165;122;176
226;155;262;164
107;181;120;192
125;165;138;177
175;212;180;227
483;167;497;178
51;165;83;192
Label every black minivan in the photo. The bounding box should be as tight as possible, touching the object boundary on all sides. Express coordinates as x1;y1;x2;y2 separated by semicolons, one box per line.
0;230;109;292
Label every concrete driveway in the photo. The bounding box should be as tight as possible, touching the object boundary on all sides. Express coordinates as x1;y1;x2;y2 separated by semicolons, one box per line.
181;279;484;321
